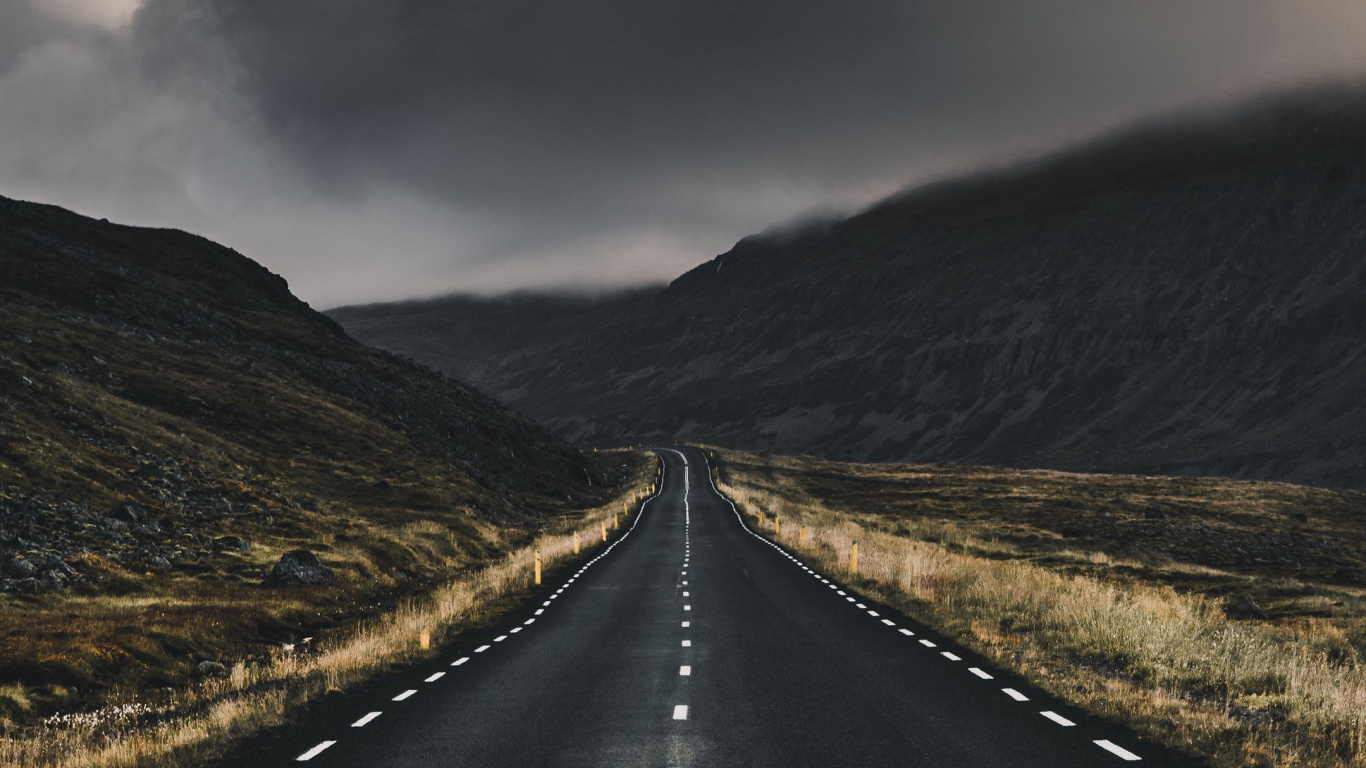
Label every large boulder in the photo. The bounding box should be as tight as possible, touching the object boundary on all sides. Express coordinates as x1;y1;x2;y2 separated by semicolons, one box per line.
262;549;335;587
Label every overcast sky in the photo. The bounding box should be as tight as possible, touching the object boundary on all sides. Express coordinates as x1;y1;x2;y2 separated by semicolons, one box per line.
3;1;1366;307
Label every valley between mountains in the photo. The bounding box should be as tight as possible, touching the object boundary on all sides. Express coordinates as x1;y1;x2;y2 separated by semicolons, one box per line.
5;85;1366;768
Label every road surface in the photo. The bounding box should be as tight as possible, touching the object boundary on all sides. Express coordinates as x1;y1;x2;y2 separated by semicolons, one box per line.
218;447;1198;767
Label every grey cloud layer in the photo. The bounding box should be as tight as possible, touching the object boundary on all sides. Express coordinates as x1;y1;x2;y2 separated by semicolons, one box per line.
3;1;1366;305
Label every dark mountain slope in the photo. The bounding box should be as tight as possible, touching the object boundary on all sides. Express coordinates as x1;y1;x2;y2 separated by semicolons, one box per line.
332;87;1366;488
327;288;657;389
0;195;625;717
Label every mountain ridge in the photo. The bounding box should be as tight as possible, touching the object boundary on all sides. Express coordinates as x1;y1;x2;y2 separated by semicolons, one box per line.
331;86;1366;488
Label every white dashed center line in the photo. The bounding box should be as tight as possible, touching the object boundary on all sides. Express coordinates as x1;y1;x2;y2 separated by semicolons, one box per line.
425;671;445;682
682;640;691;647
451;657;469;666
1094;740;1143;761
898;628;915;636
919;639;937;648
941;652;961;661
1040;711;1076;727
673;705;689;720
968;667;993;680
392;689;417;702
1002;688;1030;702
494;635;508;642
881;619;895;626
351;711;382;728
683;591;690;596
679;665;692;676
296;741;336;761
682;621;690;627
684;605;691;611
474;645;491;653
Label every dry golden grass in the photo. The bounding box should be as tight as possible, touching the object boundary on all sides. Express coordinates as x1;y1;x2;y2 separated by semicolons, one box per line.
0;458;660;768
711;447;1366;768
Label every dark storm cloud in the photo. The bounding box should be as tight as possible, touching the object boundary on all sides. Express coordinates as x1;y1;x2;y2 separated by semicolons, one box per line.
129;0;1293;221
5;1;1366;304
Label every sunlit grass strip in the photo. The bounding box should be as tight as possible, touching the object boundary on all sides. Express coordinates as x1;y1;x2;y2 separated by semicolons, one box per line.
0;460;659;768
716;464;1366;768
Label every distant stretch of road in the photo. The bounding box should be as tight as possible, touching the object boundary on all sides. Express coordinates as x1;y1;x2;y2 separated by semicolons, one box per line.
219;447;1198;767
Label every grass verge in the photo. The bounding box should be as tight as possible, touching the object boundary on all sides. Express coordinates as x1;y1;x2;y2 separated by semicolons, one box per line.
709;447;1366;768
0;454;659;768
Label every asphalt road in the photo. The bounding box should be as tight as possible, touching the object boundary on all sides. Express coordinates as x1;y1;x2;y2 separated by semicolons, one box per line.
220;447;1201;767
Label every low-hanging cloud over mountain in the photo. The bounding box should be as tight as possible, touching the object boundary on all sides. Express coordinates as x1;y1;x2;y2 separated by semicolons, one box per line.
4;0;1366;305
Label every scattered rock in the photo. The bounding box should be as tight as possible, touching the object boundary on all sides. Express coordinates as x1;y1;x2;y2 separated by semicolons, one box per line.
197;660;228;677
108;502;148;526
262;549;335;587
213;536;250;552
2;556;36;579
1235;593;1270;620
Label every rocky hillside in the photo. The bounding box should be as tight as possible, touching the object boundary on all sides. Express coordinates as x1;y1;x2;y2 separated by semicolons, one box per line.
331;86;1366;489
0;195;623;719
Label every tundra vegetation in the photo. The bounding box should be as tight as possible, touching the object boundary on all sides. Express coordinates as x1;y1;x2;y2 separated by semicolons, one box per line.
0;195;655;766
712;446;1366;768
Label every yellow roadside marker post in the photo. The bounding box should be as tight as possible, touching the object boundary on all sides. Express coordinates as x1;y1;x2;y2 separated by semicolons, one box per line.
775;517;781;536
420;629;431;650
535;550;542;586
800;526;807;543
601;520;607;542
851;541;859;575
574;531;580;554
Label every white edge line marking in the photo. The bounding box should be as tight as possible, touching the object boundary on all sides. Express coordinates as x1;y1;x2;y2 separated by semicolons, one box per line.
510;627;522;634
941;652;961;661
1094;740;1142;761
494;635;508;642
899;628;914;636
673;704;689;720
1003;688;1029;701
392;689;417;701
881;619;895;626
451;657;469;666
1041;711;1076;726
524;618;536;625
351;711;381;728
919;639;937;647
425;671;445;682
296;741;336;761
969;667;993;679
475;645;491;653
